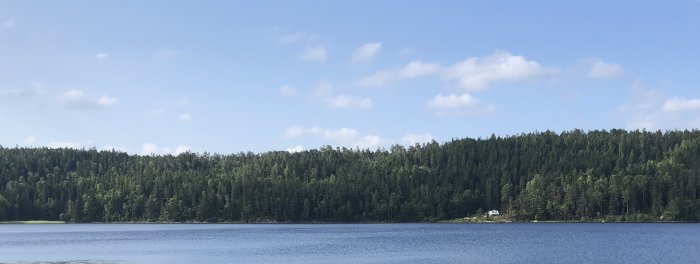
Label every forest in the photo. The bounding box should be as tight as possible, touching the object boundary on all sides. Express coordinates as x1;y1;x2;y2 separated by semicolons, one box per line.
0;129;699;223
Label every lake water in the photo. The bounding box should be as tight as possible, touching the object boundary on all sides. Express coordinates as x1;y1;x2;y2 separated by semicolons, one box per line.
1;223;698;264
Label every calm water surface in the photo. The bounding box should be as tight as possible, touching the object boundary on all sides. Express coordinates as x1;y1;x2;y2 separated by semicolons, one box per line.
1;223;698;264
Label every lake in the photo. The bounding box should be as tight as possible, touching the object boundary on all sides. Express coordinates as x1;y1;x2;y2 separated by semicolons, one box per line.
1;223;698;264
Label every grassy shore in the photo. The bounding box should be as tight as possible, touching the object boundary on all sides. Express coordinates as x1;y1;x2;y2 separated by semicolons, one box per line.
0;220;66;224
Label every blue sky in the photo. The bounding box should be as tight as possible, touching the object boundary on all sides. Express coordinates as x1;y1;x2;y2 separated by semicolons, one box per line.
1;1;699;155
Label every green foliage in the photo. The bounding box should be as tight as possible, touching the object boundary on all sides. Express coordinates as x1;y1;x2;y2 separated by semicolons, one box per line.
0;129;699;222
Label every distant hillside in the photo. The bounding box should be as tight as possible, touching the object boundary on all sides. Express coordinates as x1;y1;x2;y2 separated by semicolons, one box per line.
1;129;699;222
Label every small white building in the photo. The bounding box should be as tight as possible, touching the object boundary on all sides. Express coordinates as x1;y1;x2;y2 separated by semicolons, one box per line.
487;210;500;217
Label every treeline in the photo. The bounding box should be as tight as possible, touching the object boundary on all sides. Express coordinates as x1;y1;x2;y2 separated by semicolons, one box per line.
1;129;699;222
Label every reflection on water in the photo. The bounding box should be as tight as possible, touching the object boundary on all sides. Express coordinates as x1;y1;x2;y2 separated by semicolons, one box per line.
1;260;121;264
1;223;699;264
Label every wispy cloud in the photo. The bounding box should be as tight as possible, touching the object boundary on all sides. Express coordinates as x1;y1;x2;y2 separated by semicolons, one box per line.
357;69;396;87
95;53;109;60
401;61;442;78
280;31;316;44
280;31;329;62
148;109;165;118
398;47;414;57
2;20;15;28
300;45;327;62
178;113;192;122
588;58;623;79
1;89;40;98
59;89;118;110
663;97;700;112
619;82;700;130
97;95;118;106
351;42;382;63
279;85;298;96
173;97;191;107
156;49;178;59
314;82;373;109
323;95;374;109
0;82;45;99
357;60;441;87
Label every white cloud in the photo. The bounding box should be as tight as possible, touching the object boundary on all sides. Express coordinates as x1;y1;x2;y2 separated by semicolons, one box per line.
284;126;358;141
444;51;549;90
400;61;442;78
323;95;374;109
2;20;15;28
588;59;623;79
283;126;385;149
427;93;481;109
24;136;38;145
156;49;178;58
401;133;434;146
662;97;700;112
286;145;305;153
95;53;109;60
618;84;663;130
619;83;700;130
62;89;83;99
178;113;192;122
427;93;495;115
314;81;374;109
97;95;118;106
351;42;382;63
49;142;82;149
356;135;383;149
358;51;552;90
59;89;118;110
322;127;359;141
141;143;159;155
141;143;190;156
300;45;327;62
279;85;298;96
174;145;191;155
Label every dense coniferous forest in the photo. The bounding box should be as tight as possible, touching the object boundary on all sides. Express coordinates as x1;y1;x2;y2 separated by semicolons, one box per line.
1;129;699;222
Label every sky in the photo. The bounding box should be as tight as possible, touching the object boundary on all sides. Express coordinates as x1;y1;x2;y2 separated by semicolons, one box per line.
1;1;699;155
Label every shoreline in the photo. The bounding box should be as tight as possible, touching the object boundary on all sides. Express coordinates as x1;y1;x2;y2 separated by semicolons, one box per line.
1;219;697;224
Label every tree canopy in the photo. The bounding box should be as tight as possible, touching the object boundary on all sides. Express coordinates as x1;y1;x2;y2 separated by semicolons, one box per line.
1;129;699;222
